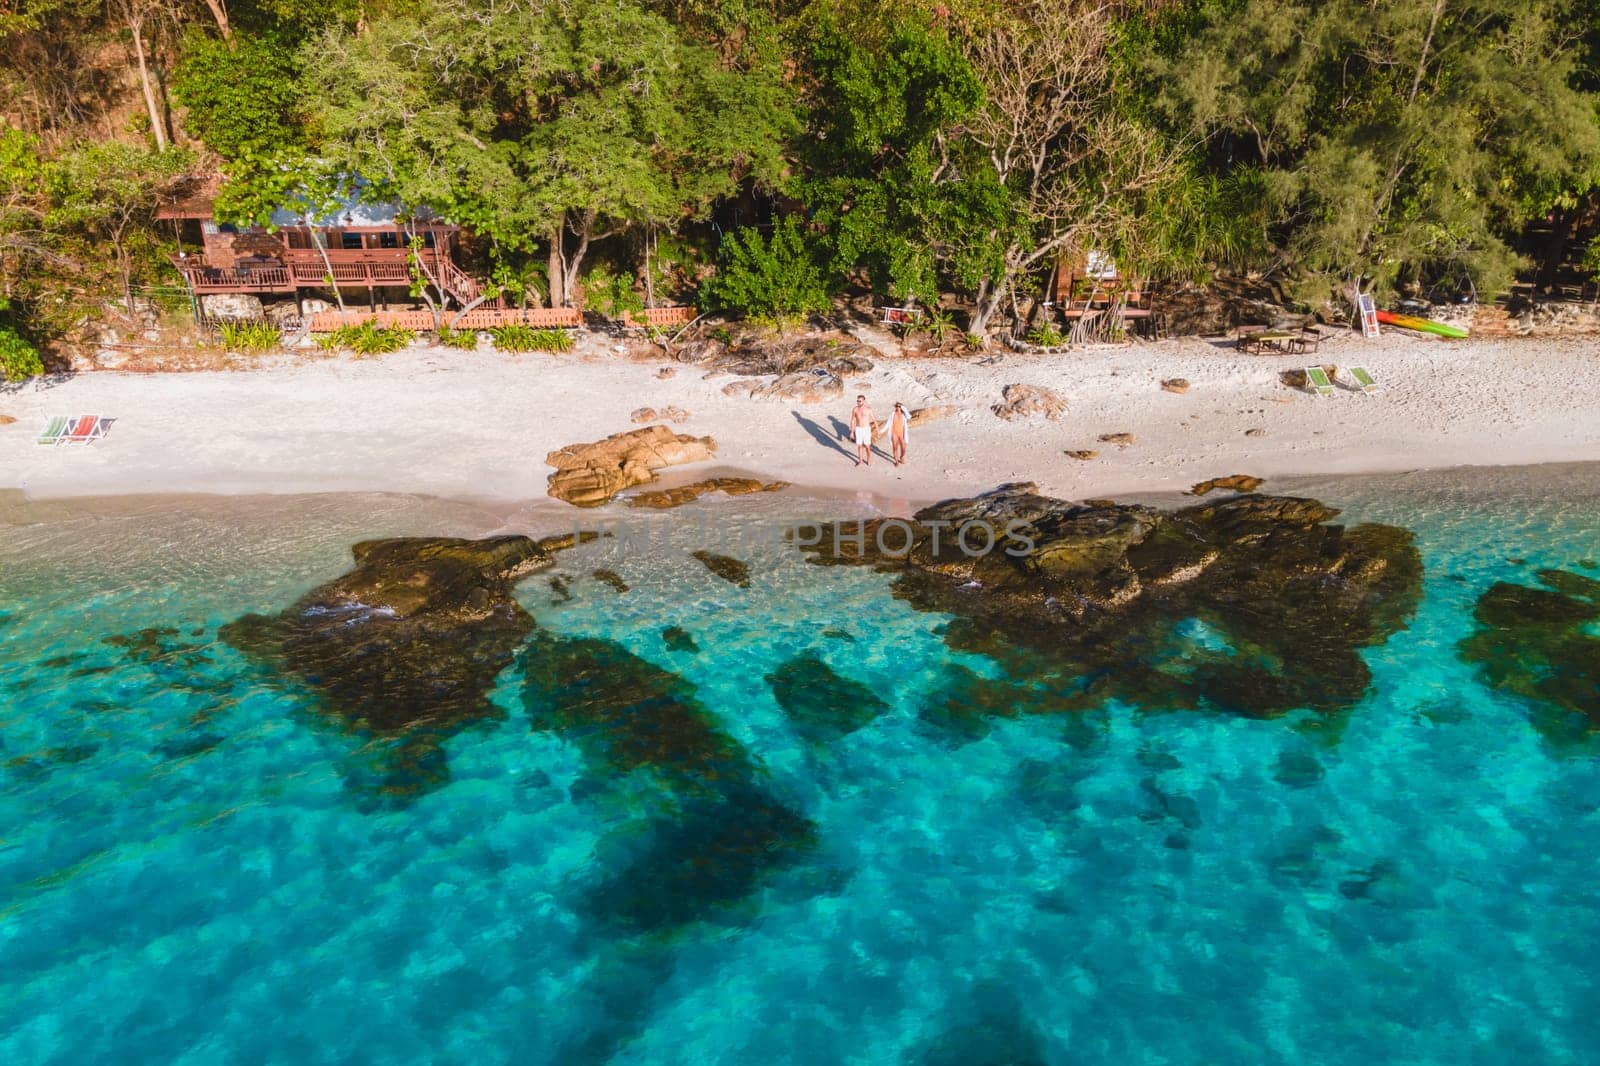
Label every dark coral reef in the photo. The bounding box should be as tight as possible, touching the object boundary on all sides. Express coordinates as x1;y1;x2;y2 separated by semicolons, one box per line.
800;483;1423;719
1459;568;1600;743
221;536;554;798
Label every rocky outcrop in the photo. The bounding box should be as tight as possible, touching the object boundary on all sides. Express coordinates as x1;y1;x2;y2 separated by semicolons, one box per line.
199;293;264;320
546;424;717;507
1458;568;1600;742
628;477;789;509
991;384;1066;421
753;371;844;403
1188;474;1264;496
674;331;875;377
1280;366;1337;390
221;536;554;797
909;404;961;427
629;405;691;424
798;484;1421;720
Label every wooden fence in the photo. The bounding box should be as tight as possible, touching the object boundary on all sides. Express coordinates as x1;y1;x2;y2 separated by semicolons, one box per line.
622;306;697;328
308;305;697;333
308;307;584;332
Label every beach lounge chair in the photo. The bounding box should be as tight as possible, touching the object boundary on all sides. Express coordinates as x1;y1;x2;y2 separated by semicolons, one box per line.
59;415;112;445
1349;365;1383;395
37;415;68;445
1304;366;1335;397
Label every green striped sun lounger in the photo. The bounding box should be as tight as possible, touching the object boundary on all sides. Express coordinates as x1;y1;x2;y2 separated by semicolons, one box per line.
1304;366;1335;397
1349;365;1383;395
37;415;68;445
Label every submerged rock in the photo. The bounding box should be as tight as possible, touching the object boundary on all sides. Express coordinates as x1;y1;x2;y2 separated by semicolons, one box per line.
592;568;629;593
1459;569;1600;742
628;477;788;510
521;631;816;932
1188;474;1264;496
661;625;700;653
691;550;752;588
584;783;817;934
521;629;743;783
222;536;552;740
766;652;890;744
546;425;716;507
798;484;1422;719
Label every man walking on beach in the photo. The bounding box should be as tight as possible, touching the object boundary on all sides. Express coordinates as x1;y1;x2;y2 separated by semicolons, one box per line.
849;395;875;467
890;402;909;467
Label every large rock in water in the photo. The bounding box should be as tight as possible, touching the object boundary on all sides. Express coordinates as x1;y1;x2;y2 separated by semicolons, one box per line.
799;485;1422;718
1458;568;1600;744
546;424;717;507
222;535;552;751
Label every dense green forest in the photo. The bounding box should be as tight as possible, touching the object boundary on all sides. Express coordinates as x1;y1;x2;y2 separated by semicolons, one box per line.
4;0;1600;372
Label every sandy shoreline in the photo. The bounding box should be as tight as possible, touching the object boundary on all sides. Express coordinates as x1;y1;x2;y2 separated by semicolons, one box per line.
3;328;1598;508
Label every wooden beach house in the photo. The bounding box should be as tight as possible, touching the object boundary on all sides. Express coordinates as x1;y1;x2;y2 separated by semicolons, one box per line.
158;175;484;315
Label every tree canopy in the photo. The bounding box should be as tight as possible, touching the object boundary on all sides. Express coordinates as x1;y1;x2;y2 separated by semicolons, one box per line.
3;0;1600;354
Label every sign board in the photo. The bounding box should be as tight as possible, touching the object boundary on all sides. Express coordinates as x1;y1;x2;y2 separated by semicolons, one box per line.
1085;249;1118;280
1356;293;1380;338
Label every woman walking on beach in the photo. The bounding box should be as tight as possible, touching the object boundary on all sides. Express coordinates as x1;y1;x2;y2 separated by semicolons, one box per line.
890;402;909;467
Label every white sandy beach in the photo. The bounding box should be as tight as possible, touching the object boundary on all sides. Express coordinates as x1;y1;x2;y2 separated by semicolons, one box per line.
2;328;1598;508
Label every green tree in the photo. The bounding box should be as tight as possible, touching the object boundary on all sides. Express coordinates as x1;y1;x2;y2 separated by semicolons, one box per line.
45;141;193;315
298;0;796;308
703;216;832;329
174;32;304;162
1140;0;1600;303
800;11;987;307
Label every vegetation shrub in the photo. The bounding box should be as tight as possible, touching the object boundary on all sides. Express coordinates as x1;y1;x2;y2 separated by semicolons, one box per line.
702;217;831;332
437;326;479;350
0;324;44;382
218;320;282;352
488;325;574;352
1025;322;1066;347
316;321;415;355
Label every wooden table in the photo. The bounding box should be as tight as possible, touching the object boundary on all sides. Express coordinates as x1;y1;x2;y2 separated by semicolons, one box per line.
1238;329;1296;354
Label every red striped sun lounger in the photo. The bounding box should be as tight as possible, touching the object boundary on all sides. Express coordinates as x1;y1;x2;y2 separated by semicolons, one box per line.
51;416;115;445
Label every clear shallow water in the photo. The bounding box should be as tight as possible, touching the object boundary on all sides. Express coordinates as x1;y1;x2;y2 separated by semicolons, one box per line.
1;469;1599;1065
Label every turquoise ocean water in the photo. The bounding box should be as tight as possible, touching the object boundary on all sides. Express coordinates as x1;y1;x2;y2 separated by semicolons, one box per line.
2;467;1599;1065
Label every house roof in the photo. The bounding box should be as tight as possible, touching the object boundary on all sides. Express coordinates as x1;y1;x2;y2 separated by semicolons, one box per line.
156;174;452;229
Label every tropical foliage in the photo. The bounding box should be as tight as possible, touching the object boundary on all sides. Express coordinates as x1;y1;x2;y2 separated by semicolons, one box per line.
218;320;283;352
3;0;1600;353
488;326;576;353
316;321;414;355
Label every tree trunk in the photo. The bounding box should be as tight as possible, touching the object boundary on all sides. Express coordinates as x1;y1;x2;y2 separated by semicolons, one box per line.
561;208;597;309
202;0;234;43
130;19;168;151
1537;207;1575;294
969;276;1009;339
307;224;348;321
643;226;655;309
547;219;566;308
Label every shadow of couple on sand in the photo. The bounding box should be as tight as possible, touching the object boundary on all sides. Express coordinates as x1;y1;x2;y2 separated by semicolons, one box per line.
791;410;894;466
